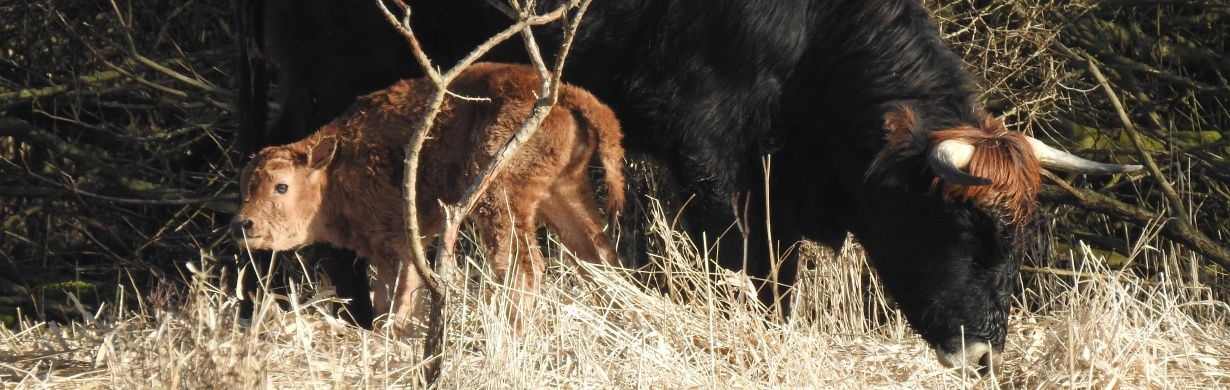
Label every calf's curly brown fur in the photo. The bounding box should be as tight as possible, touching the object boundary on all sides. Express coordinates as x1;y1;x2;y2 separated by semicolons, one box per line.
232;62;625;333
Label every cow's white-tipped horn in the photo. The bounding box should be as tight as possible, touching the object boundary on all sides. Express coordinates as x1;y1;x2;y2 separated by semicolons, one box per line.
1026;137;1143;174
928;140;993;186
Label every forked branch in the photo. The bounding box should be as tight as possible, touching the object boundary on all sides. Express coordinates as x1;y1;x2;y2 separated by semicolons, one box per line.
375;0;571;295
377;0;592;384
436;2;590;278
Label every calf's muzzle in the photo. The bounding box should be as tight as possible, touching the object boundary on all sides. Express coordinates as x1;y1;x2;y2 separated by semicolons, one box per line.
230;218;254;238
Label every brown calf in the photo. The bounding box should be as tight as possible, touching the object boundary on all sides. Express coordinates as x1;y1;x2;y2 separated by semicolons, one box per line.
232;62;625;333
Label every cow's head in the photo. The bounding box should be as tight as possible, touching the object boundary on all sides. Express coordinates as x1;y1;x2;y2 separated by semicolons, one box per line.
232;136;339;251
867;101;1140;375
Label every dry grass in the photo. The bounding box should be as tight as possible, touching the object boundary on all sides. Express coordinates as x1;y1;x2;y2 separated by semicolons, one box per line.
3;1;1228;388
2;200;1228;389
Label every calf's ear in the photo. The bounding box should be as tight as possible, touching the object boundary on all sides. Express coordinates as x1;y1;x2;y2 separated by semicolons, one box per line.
309;136;338;169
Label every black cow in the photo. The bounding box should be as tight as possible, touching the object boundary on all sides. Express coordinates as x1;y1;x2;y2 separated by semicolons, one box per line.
238;0;1140;374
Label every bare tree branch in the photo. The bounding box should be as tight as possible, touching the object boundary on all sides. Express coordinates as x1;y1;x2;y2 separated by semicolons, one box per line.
1039;182;1230;272
1083;55;1193;226
435;1;591;278
376;0;570;298
377;0;591;384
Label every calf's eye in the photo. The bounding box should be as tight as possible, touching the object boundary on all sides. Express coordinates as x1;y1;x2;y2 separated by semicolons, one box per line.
275;184;288;194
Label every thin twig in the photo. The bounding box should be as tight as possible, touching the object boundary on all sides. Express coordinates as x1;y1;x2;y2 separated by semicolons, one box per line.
55;11;233;98
435;3;587;285
376;0;570;297
126;53;232;97
0;70;126;104
436;2;590;268
376;1;586;384
0;118;225;206
484;0;519;18
1019;266;1160;287
1084;55;1192;223
95;56;190;99
26;171;235;206
1038;182;1230;272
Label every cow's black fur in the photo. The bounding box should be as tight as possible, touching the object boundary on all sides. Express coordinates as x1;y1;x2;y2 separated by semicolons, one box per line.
243;0;1030;370
775;1;1020;359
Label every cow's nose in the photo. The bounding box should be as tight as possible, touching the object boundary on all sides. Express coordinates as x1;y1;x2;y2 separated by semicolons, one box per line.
230;218;253;237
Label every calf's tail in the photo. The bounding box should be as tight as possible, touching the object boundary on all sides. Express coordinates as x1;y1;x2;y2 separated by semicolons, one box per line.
570;90;626;219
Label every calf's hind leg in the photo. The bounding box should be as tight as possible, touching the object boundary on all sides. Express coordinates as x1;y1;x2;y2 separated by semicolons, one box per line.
537;174;625;319
474;188;546;332
537;179;619;268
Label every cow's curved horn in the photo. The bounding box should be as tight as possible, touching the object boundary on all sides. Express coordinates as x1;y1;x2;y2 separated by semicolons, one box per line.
928;140;993;186
1025;137;1143;174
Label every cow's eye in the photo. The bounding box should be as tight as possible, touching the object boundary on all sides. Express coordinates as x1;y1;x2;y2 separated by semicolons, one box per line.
275;184;288;194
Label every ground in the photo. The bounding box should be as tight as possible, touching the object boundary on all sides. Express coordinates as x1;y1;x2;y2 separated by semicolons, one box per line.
2;200;1227;389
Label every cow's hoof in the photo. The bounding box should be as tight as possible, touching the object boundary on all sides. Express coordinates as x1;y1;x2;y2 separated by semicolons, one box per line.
936;341;1000;377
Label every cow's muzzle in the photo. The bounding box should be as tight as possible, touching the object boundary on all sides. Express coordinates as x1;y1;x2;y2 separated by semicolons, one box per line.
936;341;1000;377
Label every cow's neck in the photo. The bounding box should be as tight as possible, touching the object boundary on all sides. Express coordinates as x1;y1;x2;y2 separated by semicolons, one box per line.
807;0;981;130
774;0;990;242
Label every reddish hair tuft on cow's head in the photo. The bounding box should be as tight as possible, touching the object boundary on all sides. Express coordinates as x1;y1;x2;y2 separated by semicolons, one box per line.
928;114;1041;227
883;103;918;151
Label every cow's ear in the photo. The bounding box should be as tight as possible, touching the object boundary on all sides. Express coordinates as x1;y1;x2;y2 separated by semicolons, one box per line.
883;102;918;147
309;136;338;169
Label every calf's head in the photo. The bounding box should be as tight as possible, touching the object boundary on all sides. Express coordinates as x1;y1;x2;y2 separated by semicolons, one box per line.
232;136;339;251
